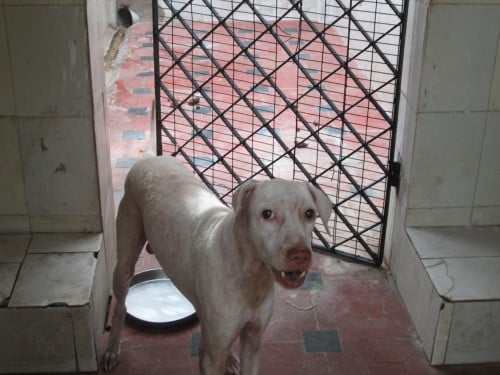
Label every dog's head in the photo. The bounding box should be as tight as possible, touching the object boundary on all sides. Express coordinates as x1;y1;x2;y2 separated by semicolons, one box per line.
232;179;332;289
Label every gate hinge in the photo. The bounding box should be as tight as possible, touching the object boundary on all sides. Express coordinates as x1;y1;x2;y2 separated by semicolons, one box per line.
388;161;401;187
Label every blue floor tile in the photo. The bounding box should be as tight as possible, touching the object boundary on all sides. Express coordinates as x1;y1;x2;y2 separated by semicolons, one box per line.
122;130;145;140
193;70;210;76
253;84;269;93
132;88;152;94
323;126;348;136
116;157;140;168
303;330;342;353
191;156;213;168
137;71;154;77
255;105;275;113
246;68;263;76
193;106;212;114
243;53;260;60
300;271;324;291
191;332;201;357
128;107;148;115
192;129;213;138
257;127;281;137
238;28;253;34
114;189;124;204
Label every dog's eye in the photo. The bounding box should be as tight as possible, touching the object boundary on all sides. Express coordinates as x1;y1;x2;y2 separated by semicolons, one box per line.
305;209;316;219
262;209;274;220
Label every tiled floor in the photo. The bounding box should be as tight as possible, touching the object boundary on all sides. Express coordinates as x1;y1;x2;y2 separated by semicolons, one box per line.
97;18;500;375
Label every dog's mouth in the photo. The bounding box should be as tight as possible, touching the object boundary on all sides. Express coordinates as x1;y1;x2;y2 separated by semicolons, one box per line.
272;268;308;289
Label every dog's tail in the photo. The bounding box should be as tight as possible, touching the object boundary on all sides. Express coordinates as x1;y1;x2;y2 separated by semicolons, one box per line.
143;99;157;158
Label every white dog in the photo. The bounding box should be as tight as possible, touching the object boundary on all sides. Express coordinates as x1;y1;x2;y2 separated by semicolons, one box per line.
102;156;332;374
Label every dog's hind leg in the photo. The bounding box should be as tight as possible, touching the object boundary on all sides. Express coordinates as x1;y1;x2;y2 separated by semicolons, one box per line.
101;194;146;371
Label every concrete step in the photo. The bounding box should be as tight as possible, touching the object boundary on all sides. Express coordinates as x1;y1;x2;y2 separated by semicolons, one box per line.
398;226;500;365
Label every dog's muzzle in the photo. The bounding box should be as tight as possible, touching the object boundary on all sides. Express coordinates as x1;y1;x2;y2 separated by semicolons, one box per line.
273;268;308;288
272;246;312;288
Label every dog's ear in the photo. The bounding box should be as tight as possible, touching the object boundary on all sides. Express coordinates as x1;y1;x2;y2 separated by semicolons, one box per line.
232;180;259;238
232;179;259;212
305;183;332;235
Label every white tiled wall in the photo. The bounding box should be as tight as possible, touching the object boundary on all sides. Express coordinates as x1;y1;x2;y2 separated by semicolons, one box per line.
408;112;485;209
5;4;91;117
0;1;113;233
388;0;500;366
0;5;14;115
406;2;500;227
0;118;27;218
474;112;500;207
0;1;115;371
417;5;499;113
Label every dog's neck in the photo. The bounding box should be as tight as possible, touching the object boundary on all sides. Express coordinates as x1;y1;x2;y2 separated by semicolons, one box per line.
222;212;274;308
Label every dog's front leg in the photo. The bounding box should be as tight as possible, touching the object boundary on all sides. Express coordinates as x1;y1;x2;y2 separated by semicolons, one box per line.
199;321;239;375
199;337;233;375
239;295;273;375
239;323;263;375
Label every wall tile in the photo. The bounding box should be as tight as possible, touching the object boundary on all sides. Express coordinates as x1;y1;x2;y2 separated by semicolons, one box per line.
0;118;27;216
91;248;111;354
0;216;30;233
5;4;91;117
9;252;96;307
432;301;454;365
0;263;21;301
407;226;500;259
18;117;100;218
472;206;500;225
446;301;500;364
28;232;102;254
422;257;500;301
29;215;101;234
390;229;440;358
474;112;500;208
490;31;500;111
419;5;500;112
0;308;76;373
408;112;485;209
0;5;14;115
72;306;97;372
0;234;30;262
398;0;428;114
406;207;472;227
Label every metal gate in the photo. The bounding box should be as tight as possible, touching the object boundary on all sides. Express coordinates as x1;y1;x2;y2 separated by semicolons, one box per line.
152;0;407;266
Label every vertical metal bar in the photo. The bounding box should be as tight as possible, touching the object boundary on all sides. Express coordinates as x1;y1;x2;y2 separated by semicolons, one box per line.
152;0;162;155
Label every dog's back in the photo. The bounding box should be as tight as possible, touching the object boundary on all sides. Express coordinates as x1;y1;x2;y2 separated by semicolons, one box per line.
121;156;230;304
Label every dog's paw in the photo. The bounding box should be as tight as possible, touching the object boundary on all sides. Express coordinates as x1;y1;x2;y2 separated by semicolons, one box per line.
224;353;240;375
101;349;120;372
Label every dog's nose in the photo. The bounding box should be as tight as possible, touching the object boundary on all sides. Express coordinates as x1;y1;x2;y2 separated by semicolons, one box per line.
286;247;311;268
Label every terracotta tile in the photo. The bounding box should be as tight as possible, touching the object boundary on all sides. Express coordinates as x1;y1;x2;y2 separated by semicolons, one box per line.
340;337;416;364
264;289;317;343
260;342;331;375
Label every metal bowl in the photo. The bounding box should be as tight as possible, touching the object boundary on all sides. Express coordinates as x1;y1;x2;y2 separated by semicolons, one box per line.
125;269;197;328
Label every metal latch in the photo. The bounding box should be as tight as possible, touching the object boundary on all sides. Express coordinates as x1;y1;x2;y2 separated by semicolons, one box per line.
388;161;401;187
